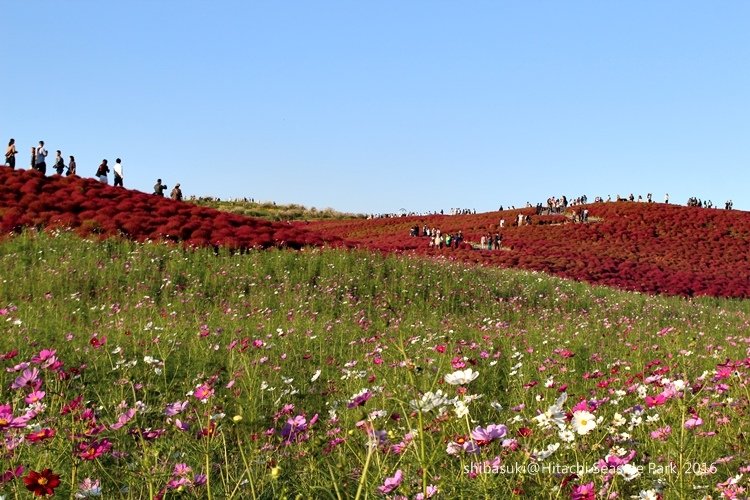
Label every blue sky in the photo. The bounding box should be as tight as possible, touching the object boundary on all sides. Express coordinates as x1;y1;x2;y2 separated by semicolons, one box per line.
5;1;749;213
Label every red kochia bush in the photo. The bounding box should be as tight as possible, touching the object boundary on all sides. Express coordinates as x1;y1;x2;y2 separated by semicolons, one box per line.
306;202;750;299
0;168;344;252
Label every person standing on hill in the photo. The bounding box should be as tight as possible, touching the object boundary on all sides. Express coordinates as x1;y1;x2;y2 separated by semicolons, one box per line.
96;159;109;183
113;158;124;187
53;150;65;175
35;141;48;174
153;179;166;196
5;139;17;168
170;183;183;201
30;146;36;170
66;156;76;176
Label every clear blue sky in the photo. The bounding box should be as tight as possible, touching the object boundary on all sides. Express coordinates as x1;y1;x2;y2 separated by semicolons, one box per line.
5;1;749;213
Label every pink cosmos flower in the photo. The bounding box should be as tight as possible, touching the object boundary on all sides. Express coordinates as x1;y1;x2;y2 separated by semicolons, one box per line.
167;477;191;490
173;463;192;477
173;419;190;432
597;449;636;468
192;384;214;402
24;391;45;404
571;482;596;500
111;408;137;430
377;470;403;495
11;368;41;391
684;415;703;430
471;424;508;445
26;428;56;443
281;415;310;443
415;485;438;500
347;389;372;409
0;465;24;484
650;426;672;441
77;439;113;461
6;361;29;372
645;394;666;408
31;349;58;369
164;401;189;416
0;405;31;429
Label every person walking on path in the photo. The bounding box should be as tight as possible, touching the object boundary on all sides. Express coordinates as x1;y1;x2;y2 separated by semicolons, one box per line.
113;158;124;187
96;159;109;183
35;141;48;174
170;183;183;201
153;179;166;196
66;156;76;176
5;139;17;168
53;150;65;175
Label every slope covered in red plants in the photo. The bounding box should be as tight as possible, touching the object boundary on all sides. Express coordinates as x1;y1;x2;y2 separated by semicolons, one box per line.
2;167;749;298
305;203;750;298
0;168;340;250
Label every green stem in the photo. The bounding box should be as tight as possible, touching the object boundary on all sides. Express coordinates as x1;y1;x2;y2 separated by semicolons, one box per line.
354;437;375;500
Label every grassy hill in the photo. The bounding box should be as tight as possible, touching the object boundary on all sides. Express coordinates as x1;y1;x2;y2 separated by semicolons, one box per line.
190;197;366;221
305;202;750;298
0;230;748;498
3;167;750;298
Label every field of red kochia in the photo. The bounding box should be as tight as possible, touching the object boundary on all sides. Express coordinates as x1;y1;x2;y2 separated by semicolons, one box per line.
304;203;750;299
2;167;749;298
0;168;340;251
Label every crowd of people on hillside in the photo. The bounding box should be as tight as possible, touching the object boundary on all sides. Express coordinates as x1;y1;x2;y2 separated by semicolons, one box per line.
405;187;740;253
409;224;509;251
4;137;184;201
387;190;737;220
686;197;734;209
410;225;466;249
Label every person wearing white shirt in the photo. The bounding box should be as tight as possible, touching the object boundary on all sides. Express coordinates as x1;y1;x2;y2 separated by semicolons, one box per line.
113;158;124;187
35;141;48;174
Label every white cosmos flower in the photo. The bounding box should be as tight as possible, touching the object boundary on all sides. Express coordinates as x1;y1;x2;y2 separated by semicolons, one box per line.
311;370;321;382
410;390;450;412
533;442;560;461
444;368;479;385
635;489;659;500
571;410;597;435
558;429;575;443
612;412;626;427
618;463;641;481
453;400;469;418
533;393;567;430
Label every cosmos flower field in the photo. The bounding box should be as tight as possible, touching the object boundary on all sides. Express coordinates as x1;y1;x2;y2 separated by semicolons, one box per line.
1;229;749;499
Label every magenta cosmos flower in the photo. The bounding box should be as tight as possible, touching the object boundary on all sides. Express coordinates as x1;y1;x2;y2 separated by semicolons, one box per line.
347;389;372;409
377;469;403;495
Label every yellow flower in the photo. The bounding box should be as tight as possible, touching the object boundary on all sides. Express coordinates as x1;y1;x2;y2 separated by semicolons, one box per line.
232;415;243;423
271;466;281;479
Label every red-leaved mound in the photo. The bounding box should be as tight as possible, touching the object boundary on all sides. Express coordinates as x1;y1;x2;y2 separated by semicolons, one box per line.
0;168;342;251
304;203;750;298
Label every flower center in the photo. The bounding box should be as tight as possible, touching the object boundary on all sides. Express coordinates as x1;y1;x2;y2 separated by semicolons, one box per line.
38;477;48;486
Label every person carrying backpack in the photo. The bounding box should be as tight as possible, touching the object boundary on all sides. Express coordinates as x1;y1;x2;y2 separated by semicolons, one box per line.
96;159;110;183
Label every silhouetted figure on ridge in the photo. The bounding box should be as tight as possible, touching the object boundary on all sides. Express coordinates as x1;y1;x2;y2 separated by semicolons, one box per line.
154;179;166;196
5;139;17;169
170;183;183;201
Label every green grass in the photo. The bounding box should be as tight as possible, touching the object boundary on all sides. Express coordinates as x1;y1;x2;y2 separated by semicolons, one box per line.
0;230;748;499
189;198;365;221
